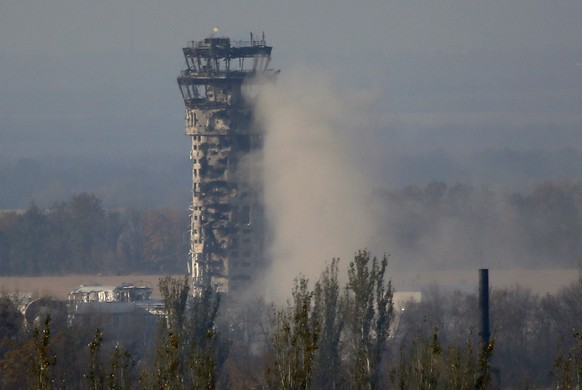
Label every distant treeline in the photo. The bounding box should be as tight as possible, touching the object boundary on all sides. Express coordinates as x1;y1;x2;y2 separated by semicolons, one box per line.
2;180;582;276
4;146;582;210
0;193;188;275
373;180;582;269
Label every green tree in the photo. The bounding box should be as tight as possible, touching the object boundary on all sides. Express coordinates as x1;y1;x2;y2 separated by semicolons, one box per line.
0;293;24;340
553;331;582;389
345;250;394;389
114;209;145;273
107;345;134;390
141;209;188;273
186;286;224;389
15;203;49;274
86;328;104;390
154;276;190;389
31;315;56;390
68;192;107;273
159;276;190;333
151;276;226;389
0;293;27;389
267;276;320;390
312;259;344;389
390;329;494;390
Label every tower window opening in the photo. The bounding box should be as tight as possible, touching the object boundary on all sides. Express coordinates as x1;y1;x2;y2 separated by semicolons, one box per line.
240;205;251;225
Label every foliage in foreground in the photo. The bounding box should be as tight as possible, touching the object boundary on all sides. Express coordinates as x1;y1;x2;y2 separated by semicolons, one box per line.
265;251;394;389
0;254;581;389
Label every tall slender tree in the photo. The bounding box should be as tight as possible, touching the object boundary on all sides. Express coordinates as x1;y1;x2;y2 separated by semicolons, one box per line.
345;250;394;389
312;259;344;388
267;276;320;390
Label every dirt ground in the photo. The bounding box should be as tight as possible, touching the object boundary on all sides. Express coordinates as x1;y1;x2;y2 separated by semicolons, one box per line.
0;269;578;300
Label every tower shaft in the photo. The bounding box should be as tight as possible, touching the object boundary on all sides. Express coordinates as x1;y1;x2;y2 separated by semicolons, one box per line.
177;34;276;294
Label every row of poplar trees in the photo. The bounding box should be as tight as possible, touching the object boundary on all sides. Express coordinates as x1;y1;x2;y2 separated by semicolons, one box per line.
3;250;582;388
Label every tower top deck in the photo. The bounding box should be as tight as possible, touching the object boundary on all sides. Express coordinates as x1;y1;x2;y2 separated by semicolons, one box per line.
183;35;272;60
178;33;278;108
178;34;277;83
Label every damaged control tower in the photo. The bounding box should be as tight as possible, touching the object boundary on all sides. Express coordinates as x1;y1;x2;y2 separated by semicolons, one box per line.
177;32;277;294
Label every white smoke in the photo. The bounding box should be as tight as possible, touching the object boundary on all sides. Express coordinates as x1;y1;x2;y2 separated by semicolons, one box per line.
256;69;384;301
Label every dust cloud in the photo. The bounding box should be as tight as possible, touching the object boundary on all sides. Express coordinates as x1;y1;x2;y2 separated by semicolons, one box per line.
250;64;582;301
256;69;385;301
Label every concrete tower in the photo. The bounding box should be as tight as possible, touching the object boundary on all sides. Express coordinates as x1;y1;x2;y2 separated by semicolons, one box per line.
177;32;277;294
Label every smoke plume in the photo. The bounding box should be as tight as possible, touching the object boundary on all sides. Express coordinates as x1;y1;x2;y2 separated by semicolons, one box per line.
253;67;582;301
256;69;384;301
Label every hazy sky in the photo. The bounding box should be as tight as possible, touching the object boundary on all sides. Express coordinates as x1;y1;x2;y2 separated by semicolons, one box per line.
1;0;582;182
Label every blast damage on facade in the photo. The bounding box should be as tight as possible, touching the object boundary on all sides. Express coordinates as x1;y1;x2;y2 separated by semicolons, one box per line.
177;32;278;294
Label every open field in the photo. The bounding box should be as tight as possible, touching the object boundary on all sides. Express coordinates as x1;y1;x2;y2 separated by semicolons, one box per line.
391;268;580;295
0;269;579;300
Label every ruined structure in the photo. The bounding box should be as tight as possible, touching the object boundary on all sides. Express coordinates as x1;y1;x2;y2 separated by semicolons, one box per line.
177;32;277;294
68;284;153;303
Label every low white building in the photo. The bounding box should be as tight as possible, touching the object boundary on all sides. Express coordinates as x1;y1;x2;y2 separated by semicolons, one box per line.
68;283;152;303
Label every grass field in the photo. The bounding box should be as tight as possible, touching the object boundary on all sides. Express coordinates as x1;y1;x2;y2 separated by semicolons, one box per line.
389;268;580;295
0;268;578;300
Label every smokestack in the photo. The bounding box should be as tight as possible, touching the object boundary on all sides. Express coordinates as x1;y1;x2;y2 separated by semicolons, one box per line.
479;268;490;346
